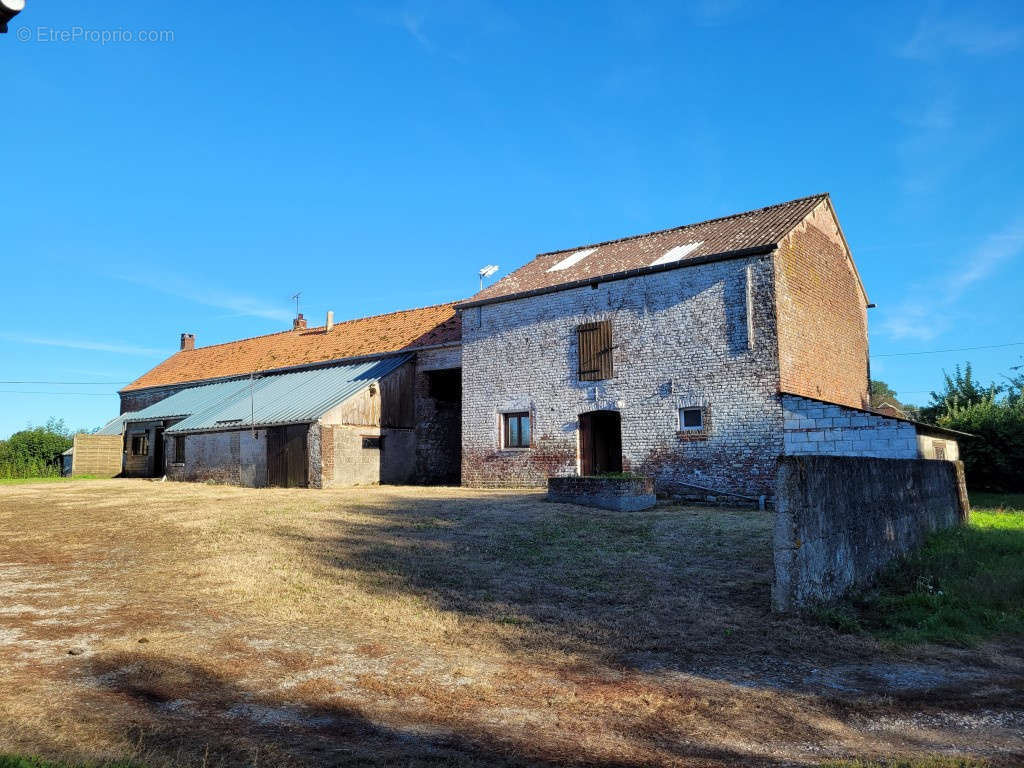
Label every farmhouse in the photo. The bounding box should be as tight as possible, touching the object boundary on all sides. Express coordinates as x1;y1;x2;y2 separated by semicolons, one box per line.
112;193;963;493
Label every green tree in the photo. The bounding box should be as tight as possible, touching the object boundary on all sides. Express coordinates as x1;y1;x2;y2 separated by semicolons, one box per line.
0;419;74;479
939;397;1024;491
920;363;999;423
869;379;900;407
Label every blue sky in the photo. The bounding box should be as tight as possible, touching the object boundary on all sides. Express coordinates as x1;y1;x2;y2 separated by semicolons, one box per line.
1;1;1022;438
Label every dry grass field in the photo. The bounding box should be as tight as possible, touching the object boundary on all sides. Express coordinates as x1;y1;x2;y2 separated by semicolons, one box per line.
0;480;1021;768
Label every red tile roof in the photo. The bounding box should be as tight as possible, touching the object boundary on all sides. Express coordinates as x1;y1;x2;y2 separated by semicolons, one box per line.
462;194;829;306
122;302;461;392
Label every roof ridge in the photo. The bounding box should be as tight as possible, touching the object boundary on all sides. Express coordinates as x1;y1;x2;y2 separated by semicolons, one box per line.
536;192;829;257
178;299;463;354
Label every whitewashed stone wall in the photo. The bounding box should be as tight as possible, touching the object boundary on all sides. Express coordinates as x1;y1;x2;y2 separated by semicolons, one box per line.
782;394;918;458
461;255;784;496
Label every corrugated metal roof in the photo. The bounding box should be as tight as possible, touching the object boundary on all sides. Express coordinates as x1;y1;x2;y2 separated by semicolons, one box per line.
126;378;253;424
95;413;135;435
164;354;411;434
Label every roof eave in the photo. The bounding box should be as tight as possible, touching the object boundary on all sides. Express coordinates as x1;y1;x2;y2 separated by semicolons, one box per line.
457;244;776;310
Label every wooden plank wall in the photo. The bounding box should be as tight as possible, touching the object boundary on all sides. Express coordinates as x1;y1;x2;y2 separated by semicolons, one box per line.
327;361;416;428
71;434;123;477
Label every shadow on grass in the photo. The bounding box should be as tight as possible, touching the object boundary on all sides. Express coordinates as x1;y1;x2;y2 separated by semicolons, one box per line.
278;491;875;677
2;650;810;768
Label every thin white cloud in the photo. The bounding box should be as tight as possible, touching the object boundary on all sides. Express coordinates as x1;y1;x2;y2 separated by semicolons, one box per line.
880;224;1024;342
401;11;434;51
900;14;1024;60
114;274;293;324
0;333;164;357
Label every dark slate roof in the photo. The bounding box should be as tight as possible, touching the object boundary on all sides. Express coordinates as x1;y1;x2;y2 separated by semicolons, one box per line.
461;193;829;307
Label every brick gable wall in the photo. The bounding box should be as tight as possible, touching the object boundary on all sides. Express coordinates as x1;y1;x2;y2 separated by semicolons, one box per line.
774;202;869;410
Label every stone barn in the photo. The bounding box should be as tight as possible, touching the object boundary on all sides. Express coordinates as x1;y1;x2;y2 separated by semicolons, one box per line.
457;193;965;498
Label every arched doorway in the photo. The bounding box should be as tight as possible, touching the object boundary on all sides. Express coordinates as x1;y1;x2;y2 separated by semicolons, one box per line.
579;410;622;476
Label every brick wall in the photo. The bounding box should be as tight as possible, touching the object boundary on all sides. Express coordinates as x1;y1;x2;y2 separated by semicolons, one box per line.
461;255;784;496
775;201;870;410
782;394;919;458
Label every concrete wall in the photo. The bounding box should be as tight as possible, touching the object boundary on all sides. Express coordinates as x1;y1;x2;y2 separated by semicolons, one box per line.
782;394;919;458
461;255;784;496
165;429;268;486
323;424;416;487
772;455;969;612
70;434;123;477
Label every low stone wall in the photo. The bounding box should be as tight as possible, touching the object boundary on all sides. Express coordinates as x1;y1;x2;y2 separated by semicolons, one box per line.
772;455;969;612
547;475;656;512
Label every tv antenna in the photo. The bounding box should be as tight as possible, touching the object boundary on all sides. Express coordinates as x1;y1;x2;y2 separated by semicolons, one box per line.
291;291;302;316
478;265;499;291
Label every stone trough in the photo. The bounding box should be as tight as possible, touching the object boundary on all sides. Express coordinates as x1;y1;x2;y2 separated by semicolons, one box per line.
546;475;656;512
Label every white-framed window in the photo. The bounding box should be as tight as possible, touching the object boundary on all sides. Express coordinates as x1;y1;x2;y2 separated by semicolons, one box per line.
501;411;531;449
679;407;704;431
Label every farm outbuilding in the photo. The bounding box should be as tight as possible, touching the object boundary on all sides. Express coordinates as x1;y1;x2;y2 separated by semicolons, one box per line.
115;304;462;487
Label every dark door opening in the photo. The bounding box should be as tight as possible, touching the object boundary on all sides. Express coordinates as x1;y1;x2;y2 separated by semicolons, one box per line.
267;424;309;488
152;428;164;477
579;410;622;476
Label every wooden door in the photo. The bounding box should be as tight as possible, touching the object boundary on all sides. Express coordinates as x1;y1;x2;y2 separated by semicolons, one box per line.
267;427;286;487
579;411;622;476
152;428;165;477
267;425;308;488
285;424;308;488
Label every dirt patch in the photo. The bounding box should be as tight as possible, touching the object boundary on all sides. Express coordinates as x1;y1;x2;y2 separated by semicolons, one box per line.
0;479;1021;767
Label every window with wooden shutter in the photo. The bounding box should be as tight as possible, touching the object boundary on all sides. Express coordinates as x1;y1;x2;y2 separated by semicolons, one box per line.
577;320;613;381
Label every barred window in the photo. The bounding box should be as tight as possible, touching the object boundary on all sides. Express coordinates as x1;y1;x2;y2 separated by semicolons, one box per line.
174;436;185;464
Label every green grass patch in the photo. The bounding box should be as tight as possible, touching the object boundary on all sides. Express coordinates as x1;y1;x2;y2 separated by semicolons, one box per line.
0;756;141;768
0;476;104;486
819;758;987;768
828;492;1024;647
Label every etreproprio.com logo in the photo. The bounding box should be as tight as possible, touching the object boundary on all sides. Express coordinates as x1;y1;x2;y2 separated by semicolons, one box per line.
15;25;175;44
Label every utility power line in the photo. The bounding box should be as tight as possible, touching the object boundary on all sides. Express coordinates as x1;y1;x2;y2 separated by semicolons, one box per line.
873;341;1024;358
0;391;116;396
0;380;123;385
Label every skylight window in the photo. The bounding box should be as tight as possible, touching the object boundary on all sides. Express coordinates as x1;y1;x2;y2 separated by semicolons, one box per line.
547;248;597;272
650;241;703;267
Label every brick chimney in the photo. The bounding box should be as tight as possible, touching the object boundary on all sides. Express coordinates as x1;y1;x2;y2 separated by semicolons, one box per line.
180;333;195;351
293;313;307;331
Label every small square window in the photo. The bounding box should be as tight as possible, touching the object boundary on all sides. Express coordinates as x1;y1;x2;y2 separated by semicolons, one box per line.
503;412;531;449
679;407;703;431
362;436;382;450
130;434;149;456
933;442;946;460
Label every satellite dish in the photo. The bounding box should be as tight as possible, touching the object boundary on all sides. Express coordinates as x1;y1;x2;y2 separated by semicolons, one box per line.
478;264;499;290
0;0;25;33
